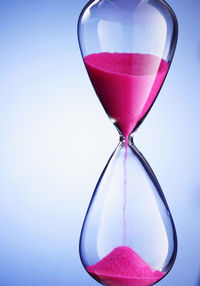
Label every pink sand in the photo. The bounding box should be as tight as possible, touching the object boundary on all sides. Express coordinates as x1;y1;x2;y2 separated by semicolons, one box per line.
87;246;165;286
84;53;168;138
123;140;128;245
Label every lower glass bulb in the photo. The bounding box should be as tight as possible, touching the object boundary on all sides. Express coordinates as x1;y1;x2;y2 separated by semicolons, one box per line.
79;138;177;286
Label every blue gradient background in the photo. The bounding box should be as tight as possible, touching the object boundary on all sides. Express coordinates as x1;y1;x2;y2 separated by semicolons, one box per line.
0;0;200;285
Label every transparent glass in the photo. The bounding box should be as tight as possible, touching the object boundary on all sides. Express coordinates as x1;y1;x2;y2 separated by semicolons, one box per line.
78;0;178;285
78;0;178;135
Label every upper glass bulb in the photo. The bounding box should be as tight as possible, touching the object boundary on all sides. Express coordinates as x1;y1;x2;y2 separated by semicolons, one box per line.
78;0;178;137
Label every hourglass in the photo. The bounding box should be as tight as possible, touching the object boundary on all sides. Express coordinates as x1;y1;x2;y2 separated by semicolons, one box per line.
78;0;178;285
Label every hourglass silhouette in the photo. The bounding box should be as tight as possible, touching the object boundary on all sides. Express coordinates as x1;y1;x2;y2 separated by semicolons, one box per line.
78;0;178;285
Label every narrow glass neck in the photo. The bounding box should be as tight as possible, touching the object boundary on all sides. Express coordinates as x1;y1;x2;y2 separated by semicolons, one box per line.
119;134;135;146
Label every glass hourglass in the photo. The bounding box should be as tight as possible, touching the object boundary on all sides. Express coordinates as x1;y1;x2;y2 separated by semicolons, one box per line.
78;0;178;285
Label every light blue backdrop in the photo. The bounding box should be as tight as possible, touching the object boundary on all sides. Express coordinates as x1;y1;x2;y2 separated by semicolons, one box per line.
0;0;199;285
